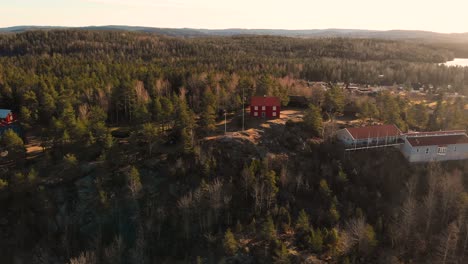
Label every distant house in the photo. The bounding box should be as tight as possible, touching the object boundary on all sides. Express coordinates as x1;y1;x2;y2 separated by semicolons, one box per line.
0;109;14;125
336;124;402;147
0;109;20;137
250;96;281;119
400;130;468;162
346;84;359;91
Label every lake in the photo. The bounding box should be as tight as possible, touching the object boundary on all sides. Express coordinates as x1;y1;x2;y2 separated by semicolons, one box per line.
442;58;468;67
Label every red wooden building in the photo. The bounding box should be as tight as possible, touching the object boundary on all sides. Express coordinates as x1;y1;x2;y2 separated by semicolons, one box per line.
250;96;281;119
0;109;21;137
0;109;15;125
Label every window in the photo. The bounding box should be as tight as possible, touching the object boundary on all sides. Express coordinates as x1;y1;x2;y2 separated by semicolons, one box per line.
254;112;258;117
272;106;277;110
262;106;266;110
254;106;258;110
437;146;447;155
272;112;277;117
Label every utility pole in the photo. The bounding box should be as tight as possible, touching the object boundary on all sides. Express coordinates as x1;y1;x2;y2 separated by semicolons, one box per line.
242;86;245;131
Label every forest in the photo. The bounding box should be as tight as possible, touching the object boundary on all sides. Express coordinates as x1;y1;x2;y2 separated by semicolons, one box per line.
0;30;467;264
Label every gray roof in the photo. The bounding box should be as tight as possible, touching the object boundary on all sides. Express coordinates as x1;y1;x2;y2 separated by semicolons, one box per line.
0;109;12;119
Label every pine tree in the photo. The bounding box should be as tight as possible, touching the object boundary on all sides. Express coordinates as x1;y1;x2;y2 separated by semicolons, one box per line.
223;228;238;256
295;209;310;232
336;165;348;184
134;103;150;124
362;224;378;254
159;96;174;130
256;75;274;96
63;153;78;169
151;96;163;123
310;228;324;253
264;170;279;210
27;168;38;183
195;256;204;264
324;228;340;254
201;88;217;132
327;198;340;225
407;103;429;129
174;95;195;151
103;132;114;150
0;179;8;190
235;220;243;233
1;129;25;162
201;105;217;132
278;207;291;232
319;179;332;199
141;123;159;156
295;209;313;249
248;218;257;234
128;166;142;198
272;240;290;264
19;106;34;130
262;215;277;241
324;85;345;116
303;104;323;137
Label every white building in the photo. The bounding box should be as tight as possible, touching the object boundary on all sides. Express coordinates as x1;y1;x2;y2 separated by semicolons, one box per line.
337;124;468;163
336;124;402;149
400;130;468;162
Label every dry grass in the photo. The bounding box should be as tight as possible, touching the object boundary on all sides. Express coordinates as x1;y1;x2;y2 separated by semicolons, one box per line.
205;108;306;144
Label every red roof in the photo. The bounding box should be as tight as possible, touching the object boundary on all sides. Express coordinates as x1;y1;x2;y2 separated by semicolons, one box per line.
405;130;466;137
250;96;280;107
346;125;401;140
407;134;468;147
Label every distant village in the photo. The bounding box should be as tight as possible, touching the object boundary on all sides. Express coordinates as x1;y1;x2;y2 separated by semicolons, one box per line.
301;81;465;100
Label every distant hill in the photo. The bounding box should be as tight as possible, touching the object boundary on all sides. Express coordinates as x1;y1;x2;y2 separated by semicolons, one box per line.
1;25;468;42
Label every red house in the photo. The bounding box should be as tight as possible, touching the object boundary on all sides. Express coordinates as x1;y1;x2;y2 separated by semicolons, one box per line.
250;96;281;119
0;109;14;125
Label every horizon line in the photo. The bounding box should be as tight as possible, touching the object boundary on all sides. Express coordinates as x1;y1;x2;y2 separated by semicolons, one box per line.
1;25;468;34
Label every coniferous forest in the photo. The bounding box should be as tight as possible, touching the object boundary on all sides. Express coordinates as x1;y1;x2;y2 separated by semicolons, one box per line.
0;30;467;263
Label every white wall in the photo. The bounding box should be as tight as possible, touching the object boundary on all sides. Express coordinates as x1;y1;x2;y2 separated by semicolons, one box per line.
336;129;354;146
401;141;468;162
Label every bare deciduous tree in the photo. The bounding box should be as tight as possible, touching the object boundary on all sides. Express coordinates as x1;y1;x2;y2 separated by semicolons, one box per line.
134;80;149;104
439;171;463;226
342;217;377;256
177;191;194;239
399;197;417;246
104;235;124;264
154;78;170;96
424;169;438;237
436;222;460;264
69;251;96;264
129;226;148;264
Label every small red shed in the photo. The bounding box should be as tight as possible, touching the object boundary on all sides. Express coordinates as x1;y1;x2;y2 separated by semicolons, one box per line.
0;109;14;125
250;96;281;119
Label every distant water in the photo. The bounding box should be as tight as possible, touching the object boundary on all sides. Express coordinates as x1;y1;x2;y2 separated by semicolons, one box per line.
442;58;468;67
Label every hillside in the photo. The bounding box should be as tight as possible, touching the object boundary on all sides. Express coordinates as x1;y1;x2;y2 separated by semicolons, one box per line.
0;29;467;263
2;26;468;42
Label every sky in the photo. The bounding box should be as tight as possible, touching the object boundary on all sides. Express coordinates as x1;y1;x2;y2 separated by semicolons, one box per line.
0;0;467;33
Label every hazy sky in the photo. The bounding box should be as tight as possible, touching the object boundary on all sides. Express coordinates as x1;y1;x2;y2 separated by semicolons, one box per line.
1;0;467;32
